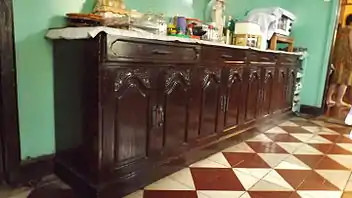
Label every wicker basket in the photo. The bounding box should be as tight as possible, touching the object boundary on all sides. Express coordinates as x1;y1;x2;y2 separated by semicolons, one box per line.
233;34;262;48
93;0;127;14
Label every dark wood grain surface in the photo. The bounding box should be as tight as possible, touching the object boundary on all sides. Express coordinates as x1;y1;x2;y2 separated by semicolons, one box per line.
0;0;21;183
51;34;301;197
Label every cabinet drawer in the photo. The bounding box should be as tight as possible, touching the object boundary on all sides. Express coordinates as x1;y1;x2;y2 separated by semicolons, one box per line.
248;50;278;65
279;54;299;65
106;36;199;63
201;46;246;64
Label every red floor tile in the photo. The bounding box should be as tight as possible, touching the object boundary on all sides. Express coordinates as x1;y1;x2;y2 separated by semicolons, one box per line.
264;134;302;142
280;126;312;134
276;170;311;189
289;192;302;198
315;156;349;170
297;170;340;190
291;120;318;126
246;142;288;153
327;144;352;155
328;127;351;135
342;192;352;198
294;154;324;169
319;134;340;143
248;191;296;198
222;152;271;168
143;190;198;198
190;168;245;191
337;135;352;143
309;143;333;154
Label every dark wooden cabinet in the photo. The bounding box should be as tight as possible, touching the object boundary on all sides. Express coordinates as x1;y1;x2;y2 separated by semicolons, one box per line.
101;66;157;172
244;67;261;122
261;67;276;117
157;66;191;152
198;67;223;137
272;67;288;113
223;66;245;129
285;67;297;110
51;34;301;198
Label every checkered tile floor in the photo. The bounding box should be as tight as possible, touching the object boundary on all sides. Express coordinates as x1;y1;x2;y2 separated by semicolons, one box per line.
124;117;352;198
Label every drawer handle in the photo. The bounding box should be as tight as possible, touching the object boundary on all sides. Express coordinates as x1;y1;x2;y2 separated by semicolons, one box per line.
152;105;158;128
261;57;270;61
157;105;165;127
221;54;233;59
152;49;172;55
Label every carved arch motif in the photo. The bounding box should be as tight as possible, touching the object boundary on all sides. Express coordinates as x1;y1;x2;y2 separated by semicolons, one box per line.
228;68;243;87
249;68;261;81
114;68;151;97
164;68;191;94
264;68;275;84
202;68;222;88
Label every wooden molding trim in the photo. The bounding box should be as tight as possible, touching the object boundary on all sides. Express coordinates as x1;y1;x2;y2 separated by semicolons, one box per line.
0;0;22;183
8;155;54;186
300;105;325;116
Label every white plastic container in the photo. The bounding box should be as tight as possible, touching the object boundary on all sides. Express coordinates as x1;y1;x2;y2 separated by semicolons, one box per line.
345;107;352;125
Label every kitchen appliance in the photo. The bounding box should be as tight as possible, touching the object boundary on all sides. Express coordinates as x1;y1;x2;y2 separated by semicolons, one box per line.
245;7;296;49
274;9;295;36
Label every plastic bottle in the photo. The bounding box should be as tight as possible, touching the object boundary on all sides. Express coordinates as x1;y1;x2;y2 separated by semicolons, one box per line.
225;16;235;45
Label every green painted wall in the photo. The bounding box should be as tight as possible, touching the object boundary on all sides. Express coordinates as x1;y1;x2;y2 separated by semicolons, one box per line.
227;0;339;108
13;0;207;160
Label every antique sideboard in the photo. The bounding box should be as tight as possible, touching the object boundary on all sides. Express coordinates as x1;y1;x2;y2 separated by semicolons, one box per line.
48;28;301;198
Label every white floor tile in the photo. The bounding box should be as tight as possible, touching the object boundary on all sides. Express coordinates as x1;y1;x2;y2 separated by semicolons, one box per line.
222;142;255;153
315;170;351;190
275;155;311;170
258;153;290;168
190;159;228;169
207;152;231;168
297;190;342;198
169;168;196;189
197;191;245;198
246;134;273;142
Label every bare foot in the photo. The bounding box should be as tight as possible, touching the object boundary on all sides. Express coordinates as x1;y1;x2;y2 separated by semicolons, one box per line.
336;101;352;108
326;100;336;106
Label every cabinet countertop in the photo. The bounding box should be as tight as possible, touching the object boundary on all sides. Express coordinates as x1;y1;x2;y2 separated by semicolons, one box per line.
46;26;303;56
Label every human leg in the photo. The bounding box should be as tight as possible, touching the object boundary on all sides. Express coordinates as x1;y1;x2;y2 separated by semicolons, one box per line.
326;84;337;105
335;84;351;107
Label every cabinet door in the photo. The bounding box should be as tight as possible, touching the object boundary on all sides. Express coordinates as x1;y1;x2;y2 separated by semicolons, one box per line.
273;67;288;112
158;67;191;151
198;67;223;136
101;67;156;168
245;67;261;122
261;67;275;117
285;67;296;110
224;67;244;128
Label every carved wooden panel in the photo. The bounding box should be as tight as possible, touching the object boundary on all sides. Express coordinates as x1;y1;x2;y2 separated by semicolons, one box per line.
262;67;275;116
114;68;151;97
285;68;296;109
164;68;191;94
245;68;261;122
160;68;191;150
199;67;222;136
273;67;288;112
224;67;244;128
104;68;153;166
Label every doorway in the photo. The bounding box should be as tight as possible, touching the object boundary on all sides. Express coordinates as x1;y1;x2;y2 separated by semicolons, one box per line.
321;0;352;125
